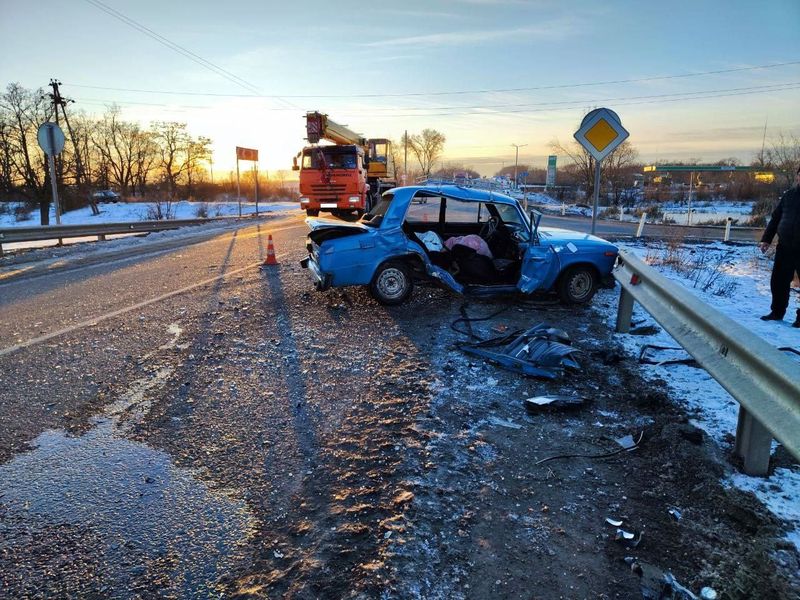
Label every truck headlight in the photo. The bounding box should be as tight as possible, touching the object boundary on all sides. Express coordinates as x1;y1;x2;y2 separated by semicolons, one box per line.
348;196;360;203
300;197;310;204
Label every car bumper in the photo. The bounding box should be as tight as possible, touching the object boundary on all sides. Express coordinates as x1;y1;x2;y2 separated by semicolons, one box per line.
300;255;331;291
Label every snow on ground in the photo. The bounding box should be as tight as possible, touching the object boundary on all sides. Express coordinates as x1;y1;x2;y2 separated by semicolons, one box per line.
0;200;298;252
0;200;297;228
594;239;800;549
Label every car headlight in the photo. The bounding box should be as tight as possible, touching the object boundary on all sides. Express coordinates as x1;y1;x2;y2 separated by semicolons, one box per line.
348;196;360;203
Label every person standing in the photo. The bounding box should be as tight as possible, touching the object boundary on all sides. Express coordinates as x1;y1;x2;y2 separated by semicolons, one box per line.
759;166;800;327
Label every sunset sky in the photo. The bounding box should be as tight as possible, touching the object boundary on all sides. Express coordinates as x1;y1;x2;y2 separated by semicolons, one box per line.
2;0;799;177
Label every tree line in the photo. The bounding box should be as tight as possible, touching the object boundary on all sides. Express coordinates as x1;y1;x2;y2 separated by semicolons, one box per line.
0;83;213;224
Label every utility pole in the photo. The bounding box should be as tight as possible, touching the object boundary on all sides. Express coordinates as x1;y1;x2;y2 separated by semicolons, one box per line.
45;79;95;214
511;143;527;190
404;129;408;185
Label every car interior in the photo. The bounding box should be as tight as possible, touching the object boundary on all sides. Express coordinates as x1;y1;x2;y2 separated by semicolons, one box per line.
402;193;528;285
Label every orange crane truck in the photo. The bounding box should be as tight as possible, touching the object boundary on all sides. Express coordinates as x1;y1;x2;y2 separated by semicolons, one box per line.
293;112;394;218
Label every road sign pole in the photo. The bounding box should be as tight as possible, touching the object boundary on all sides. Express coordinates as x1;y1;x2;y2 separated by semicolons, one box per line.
236;158;241;218
47;152;61;225
687;171;694;226
254;162;259;217
591;160;601;235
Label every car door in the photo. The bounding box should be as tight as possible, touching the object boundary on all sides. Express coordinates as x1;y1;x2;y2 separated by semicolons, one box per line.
516;212;559;294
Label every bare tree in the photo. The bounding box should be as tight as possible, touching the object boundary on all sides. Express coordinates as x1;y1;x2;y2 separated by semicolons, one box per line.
765;131;800;188
0;83;52;223
152;121;190;199
603;141;639;204
94;106;143;196
184;136;212;199
550;136;638;203
403;129;446;178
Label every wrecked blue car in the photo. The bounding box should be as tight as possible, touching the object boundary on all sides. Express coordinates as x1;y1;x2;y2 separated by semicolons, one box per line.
300;185;618;306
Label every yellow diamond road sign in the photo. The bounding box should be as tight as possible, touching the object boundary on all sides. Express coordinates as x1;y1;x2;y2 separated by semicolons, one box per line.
574;108;629;162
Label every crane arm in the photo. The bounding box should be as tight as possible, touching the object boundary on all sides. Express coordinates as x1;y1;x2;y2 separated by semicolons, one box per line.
305;111;366;146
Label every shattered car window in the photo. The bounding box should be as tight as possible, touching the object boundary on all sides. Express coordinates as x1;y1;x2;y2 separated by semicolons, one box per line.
363;193;394;228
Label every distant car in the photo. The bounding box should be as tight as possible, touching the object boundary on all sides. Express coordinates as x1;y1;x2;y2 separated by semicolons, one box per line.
92;190;121;203
300;185;618;306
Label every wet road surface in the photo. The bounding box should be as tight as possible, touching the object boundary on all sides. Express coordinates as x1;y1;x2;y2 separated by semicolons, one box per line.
1;210;796;599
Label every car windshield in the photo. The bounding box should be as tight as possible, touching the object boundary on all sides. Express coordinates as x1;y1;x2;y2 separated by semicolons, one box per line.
302;147;358;169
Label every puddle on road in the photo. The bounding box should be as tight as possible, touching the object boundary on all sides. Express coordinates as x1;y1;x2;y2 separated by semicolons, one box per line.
0;366;256;596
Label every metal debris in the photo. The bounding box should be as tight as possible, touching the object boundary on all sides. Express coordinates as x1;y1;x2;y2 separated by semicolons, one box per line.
668;507;682;521
614;434;640;451
605;517;624;527
524;394;587;413
630;560;698;599
458;323;580;379
615;528;643;548
639;344;699;367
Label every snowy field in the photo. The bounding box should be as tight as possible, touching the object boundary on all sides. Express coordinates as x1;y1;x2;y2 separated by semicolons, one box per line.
0;200;298;252
595;240;800;548
0;199;297;228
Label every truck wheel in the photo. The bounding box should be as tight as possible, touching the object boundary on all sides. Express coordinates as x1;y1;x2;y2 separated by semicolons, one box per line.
306;209;319;217
557;266;597;305
369;261;413;305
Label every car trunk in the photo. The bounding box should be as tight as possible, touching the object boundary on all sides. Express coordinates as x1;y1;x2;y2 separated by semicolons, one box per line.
306;218;371;245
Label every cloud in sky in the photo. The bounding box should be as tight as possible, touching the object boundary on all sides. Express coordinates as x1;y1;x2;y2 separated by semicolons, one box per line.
361;17;582;48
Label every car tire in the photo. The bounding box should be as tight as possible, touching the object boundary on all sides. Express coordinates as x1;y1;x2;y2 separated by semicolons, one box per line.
306;209;320;217
369;261;413;306
557;265;597;304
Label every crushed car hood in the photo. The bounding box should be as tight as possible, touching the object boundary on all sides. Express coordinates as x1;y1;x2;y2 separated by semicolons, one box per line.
305;217;371;244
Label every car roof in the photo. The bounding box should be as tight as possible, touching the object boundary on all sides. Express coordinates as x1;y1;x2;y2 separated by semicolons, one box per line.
404;184;519;206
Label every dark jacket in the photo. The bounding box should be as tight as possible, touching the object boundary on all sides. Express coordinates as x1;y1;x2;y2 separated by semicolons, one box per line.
762;185;800;248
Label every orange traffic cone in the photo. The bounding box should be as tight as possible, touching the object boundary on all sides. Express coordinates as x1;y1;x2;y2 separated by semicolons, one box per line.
263;234;278;266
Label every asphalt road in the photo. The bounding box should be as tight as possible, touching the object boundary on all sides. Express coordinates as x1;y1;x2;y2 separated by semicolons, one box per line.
539;213;763;243
0;210;796;598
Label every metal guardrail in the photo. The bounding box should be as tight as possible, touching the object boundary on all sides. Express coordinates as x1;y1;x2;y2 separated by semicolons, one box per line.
0;215;258;254
613;249;800;476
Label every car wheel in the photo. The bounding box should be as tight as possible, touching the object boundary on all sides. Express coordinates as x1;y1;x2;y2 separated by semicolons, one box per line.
557;266;597;304
306;209;320;217
370;261;413;305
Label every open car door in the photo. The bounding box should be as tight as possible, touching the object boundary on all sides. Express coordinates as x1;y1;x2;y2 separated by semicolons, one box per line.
516;210;558;294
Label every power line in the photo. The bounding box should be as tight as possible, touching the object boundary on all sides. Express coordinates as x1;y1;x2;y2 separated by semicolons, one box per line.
349;84;800;118
69;83;800;120
83;0;260;95
351;82;800;112
66;59;800;99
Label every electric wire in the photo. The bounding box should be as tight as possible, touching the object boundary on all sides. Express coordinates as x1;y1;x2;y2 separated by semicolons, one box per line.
65;59;800;99
83;0;260;95
70;82;800;117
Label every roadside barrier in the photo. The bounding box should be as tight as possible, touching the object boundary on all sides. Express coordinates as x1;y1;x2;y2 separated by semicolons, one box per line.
0;215;262;256
613;249;800;477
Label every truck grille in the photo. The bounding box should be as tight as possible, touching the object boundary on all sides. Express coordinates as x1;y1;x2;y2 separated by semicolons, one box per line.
311;184;347;193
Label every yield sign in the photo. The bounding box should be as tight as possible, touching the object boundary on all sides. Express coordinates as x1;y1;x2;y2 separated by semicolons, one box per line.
574;108;629;162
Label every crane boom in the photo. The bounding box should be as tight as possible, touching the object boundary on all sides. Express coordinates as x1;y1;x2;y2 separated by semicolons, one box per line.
305;111;366;146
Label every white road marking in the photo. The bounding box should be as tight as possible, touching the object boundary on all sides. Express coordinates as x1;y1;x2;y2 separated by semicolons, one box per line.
0;250;294;358
0;221;306;285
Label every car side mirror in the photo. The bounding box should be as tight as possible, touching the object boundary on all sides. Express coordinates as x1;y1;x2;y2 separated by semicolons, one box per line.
292;156;299;171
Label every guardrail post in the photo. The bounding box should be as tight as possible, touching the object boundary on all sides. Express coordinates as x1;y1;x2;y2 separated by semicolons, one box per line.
561;203;566;216
98;234;106;241
734;406;772;476
616;287;635;333
635;212;647;238
724;218;732;242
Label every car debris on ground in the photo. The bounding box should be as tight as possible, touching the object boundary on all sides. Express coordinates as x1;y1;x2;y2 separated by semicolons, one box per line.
458;322;580;379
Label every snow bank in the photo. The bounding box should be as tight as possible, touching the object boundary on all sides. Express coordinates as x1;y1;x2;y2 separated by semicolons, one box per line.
595;240;800;549
0;200;298;228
